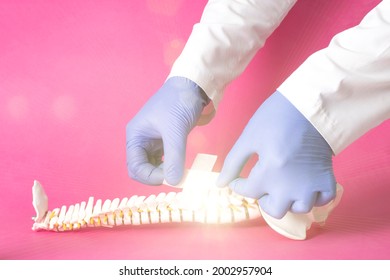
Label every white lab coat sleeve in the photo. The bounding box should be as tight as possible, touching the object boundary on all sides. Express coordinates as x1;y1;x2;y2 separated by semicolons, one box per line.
278;1;390;154
168;0;297;112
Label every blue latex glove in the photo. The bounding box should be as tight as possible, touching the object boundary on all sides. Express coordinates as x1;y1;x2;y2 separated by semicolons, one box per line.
126;77;209;185
217;91;336;219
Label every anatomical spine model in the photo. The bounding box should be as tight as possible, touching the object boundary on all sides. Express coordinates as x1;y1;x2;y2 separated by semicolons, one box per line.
32;154;343;240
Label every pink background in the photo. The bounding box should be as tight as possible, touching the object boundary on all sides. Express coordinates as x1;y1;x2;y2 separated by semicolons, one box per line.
1;0;389;259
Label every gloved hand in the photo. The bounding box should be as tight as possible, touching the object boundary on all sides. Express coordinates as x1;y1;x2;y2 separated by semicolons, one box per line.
217;91;336;219
126;76;209;186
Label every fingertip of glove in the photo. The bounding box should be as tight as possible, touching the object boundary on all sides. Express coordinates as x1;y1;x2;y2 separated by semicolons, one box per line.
216;174;228;188
164;176;181;186
164;169;184;186
315;190;337;207
227;178;249;197
258;196;289;220
290;200;314;214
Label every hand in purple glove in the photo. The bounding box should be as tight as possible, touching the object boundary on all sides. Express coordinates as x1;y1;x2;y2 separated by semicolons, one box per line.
126;77;209;185
217;91;336;219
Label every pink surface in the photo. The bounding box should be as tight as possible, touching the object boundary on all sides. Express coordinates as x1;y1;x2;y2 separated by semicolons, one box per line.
1;0;389;260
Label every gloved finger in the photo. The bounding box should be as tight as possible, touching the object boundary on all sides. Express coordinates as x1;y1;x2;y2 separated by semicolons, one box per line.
131;163;164;185
126;144;164;185
290;194;317;214
258;194;293;220
227;162;266;198
217;140;252;188
315;189;336;206
228;178;264;199
313;174;336;206
162;133;186;186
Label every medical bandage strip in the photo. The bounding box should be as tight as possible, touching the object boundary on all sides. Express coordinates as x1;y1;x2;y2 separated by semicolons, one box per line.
31;181;261;232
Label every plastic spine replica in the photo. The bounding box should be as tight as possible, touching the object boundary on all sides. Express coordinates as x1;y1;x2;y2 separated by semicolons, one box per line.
31;181;261;232
31;154;343;240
